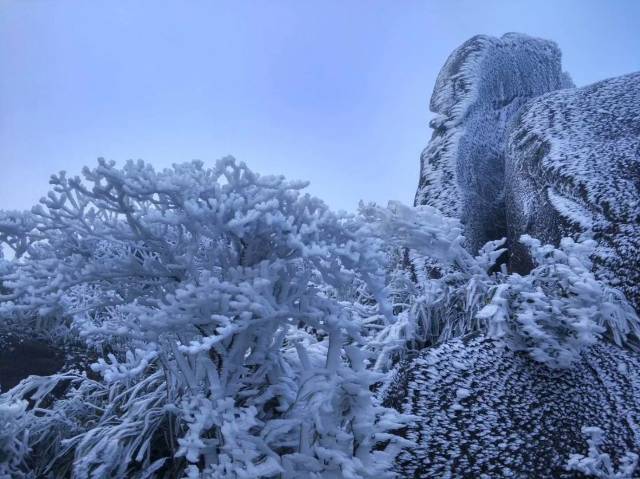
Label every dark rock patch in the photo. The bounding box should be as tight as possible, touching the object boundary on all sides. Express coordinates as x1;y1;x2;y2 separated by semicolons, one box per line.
0;332;65;391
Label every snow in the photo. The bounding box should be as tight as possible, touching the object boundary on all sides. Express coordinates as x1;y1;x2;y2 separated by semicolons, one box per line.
566;426;639;478
547;187;594;230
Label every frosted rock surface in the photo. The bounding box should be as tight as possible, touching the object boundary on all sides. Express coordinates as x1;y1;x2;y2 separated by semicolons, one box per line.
415;33;571;252
387;336;640;478
505;72;640;310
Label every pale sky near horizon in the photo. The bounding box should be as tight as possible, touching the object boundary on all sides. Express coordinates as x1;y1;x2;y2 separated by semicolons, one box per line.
1;1;639;212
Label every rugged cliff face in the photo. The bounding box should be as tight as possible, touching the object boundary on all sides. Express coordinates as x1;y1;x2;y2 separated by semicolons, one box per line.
505;72;640;311
415;33;572;253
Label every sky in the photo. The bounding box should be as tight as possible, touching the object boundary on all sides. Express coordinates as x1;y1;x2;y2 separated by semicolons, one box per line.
1;1;639;212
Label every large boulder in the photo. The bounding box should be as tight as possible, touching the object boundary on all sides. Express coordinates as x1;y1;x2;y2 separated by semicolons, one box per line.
415;33;572;253
387;336;640;478
505;72;640;310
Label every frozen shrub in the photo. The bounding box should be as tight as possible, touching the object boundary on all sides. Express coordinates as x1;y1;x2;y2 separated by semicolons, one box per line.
478;235;640;368
0;158;408;478
356;201;505;369
0;398;29;479
2;157;639;478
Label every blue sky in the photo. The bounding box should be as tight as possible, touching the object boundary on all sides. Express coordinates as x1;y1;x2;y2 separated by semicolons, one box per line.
1;1;639;212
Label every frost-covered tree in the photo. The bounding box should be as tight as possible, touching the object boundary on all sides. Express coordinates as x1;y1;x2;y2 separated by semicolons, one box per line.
0;210;38;261
2;156;639;478
0;211;38;300
0;158;408;478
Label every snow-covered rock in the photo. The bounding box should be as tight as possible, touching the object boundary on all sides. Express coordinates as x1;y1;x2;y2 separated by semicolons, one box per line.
505;72;640;311
415;33;572;252
387;336;640;478
415;33;639;311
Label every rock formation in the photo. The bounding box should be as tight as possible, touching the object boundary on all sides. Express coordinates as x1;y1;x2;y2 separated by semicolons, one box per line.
415;32;639;311
402;33;640;478
415;33;572;253
506;72;640;311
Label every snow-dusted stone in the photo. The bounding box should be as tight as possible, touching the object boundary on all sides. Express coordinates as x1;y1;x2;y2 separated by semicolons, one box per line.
415;33;572;253
505;72;640;310
387;336;640;478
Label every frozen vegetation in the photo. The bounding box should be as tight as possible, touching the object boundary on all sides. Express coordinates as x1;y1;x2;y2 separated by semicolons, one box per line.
1;33;639;478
